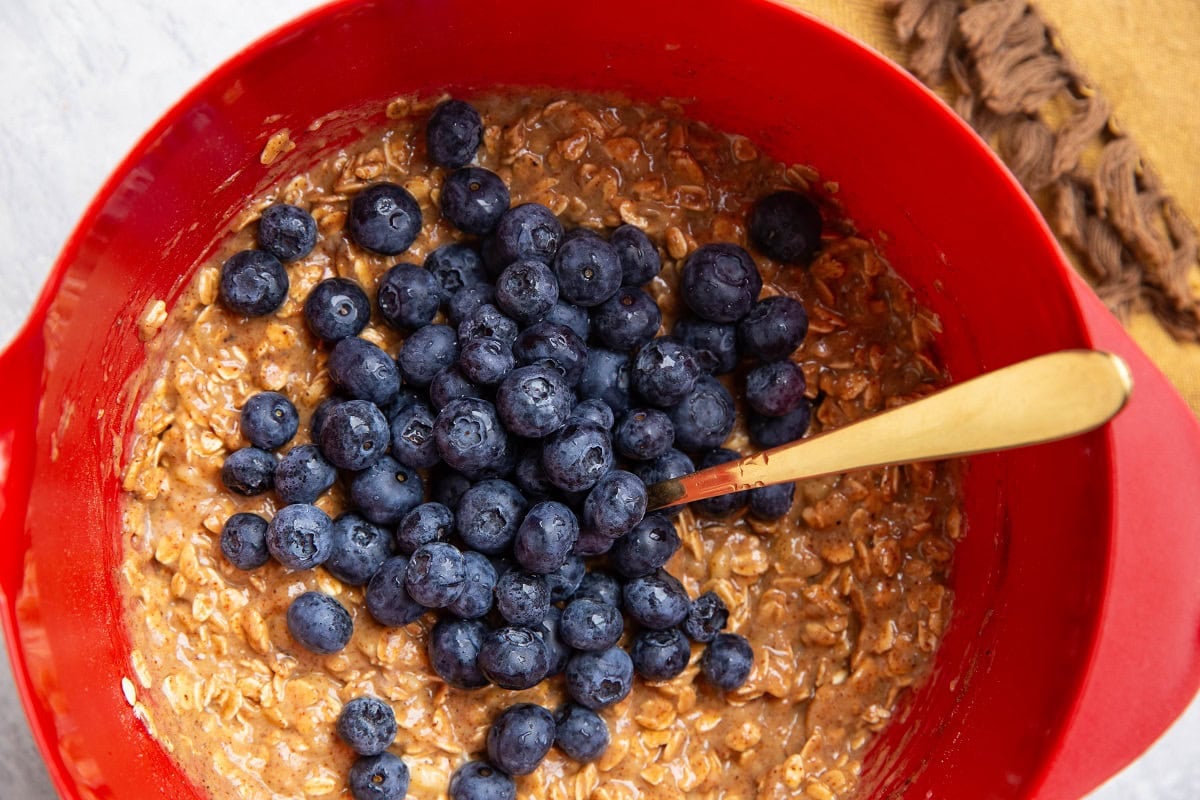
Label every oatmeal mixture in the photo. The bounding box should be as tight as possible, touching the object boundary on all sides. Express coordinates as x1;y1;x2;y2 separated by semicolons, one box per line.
119;92;961;800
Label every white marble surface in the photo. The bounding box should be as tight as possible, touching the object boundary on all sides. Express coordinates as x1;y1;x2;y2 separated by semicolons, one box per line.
0;1;1196;798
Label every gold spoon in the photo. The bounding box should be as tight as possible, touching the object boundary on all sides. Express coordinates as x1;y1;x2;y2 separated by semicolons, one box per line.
645;349;1133;511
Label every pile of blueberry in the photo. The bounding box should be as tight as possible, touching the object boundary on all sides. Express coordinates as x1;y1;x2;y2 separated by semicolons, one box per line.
216;98;823;800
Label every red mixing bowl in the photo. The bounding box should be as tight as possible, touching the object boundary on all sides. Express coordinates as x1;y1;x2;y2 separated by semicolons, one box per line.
1;1;1198;798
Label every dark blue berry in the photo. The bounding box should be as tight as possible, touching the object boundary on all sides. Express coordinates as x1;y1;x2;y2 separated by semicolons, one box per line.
304;278;371;342
426;243;487;297
257;203;317;262
448;761;515;800
448;284;496;326
545;554;586;602
385;388;424;421
349;456;423;526
328;337;401;408
266;503;333;570
286;591;352;654
514;449;554;499
319;399;390;470
337;696;398;756
631;628;692;681
495;260;559;325
496;364;572;438
431;469;472;510
578;348;632;413
570;399;614;430
458;304;519;345
749;482;795;520
613;408;674;461
378;263;441;330
629;447;695;487
427;99;483;168
397;323;459;388
275;444;336;504
560;599;623;652
748;401;812;448
610;224;661;286
486;704;555;776
477;626;549;690
544;300;590;340
669;375;736;452
220;512;270;570
428;617;490;689
349;752;409;800
591;287;662;353
396;502;453;555
683;591;729;643
572;529;616;557
404;542;466;608
309;396;344;443
347;183;421;256
447;551;497;619
701;632;754;690
746;360;807;417
326;513;393;586
553;235;622;307
610;514;680;578
434;398;511;476
564;648;634;710
513;501;579;575
681;243;762;323
494;569;550;626
365;555;427;626
430;367;484;408
455;479;527;554
738;296;809;360
441;167;510;235
632;337;700;407
581;470;646;539
389;400;439;469
459;336;514;386
622;570;690;630
512;322;587;386
673;317;740;374
571;570;622;608
219;249;288;316
541;420;613;492
492;203;563;266
692;448;750;517
534;606;571;677
748;190;823;264
555;704;610;762
221;447;276;495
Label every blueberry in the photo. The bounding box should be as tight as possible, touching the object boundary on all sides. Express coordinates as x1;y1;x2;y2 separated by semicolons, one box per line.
458;304;519;345
631;337;701;408
221;447;276;495
570;399;614;430
533;605;572;676
683;591;730;643
692;448;750;517
329;338;401;408
749;482;795;520
309;396;345;443
319;399;390;470
286;591;352;654
426;99;483;168
748;190;823;264
337;696;398;756
738;296;809;360
430;367;484;408
385;388;425;421
748;401;812;448
389;401;439;469
495;260;559;325
377;263;440;330
273;444;335;504
545;554;586;602
572;570;622;607
404;542;466;608
448;761;516;800
541;421;613;492
220;512;270;570
564;648;634;710
441;167;511;235
495;569;550;626
681;243;762;323
622;570;690;630
459;336;514;386
555;704;610;763
349;752;409;800
349;456;423;526
266;503;333;570
431;469;472;510
426;243;487;297
428;617;490;688
747;362;807;419
325;513;393;586
435;399;512;477
455;479;528;554
397;323;459;388
257;203;317;262
591;287;662;352
365;555;427;626
448;284;496;326
560;599;623;652
544;300;590;340
629;447;695;487
496;364;572;438
347;182;421;255
701;632;754;691
631;628;692;681
477;626;550;690
487;704;555;776
610;224;661;286
492;203;563;266
447;550;498;619
613;408;674;461
669;375;736;452
578;348;632;413
581;470;646;539
673;316;740;374
219;249;288;316
512;322;587;386
396;502;453;554
514;501;579;574
553;235;622;307
514;449;554;499
304;278;371;342
610;514;680;578
572;528;617;557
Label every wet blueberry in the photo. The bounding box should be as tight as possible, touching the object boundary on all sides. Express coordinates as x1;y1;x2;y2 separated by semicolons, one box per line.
571;570;622;608
430;367;484;408
220;512;270;570
431;469;472;510
613;408;674;461
448;284;496;326
447;550;498;619
441;166;510;235
591;287;662;352
266;503;333;570
495;260;559;325
534;605;571;676
630;628;692;681
545;554;586;602
553;235;622;307
455;479;528;555
622;570;690;630
389;400;439;469
492;203;563;266
219;249;288;317
397;323;459;388
748;401;812;448
577;348;632;413
748;190;822;264
349;456;424;526
544;300;590;340
326;513;393;586
541;420;613;492
683;591;730;643
746;360;807;417
286;591;352;654
669;375;736;452
275;443;337;504
629;447;695;487
448;761;515;800
328;337;401;408
673;316;740;374
337;696;398;756
319;399;390;470
428;617;490;689
701;632;754;691
560;598;624;652
309;396;345;443
555;704;610;763
494;569;550;627
487;704;555;776
426;243;488;297
496;364;572;438
749;481;795;520
572;529;616;557
427;99;483;169
514;449;554;499
221;447;276;495
477;626;550;690
514;501;579;574
609;514;680;578
384;388;424;421
692;448;750;517
365;555;427;626
304;277;371;342
349;752;409;800
581;469;646;540
396;502;453;555
564;647;634;710
459;336;514;386
632;338;700;408
378;263;442;330
435;398;512;477
610;224;661;286
737;296;809;360
404;542;467;608
257;203;317;262
681;243;762;323
347;182;422;256
570;399;614;430
512;322;587;386
458;304;519;345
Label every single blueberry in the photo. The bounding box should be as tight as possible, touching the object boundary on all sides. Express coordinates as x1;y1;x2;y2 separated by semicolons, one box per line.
541;420;614;492
577;347;632;414
349;456;424;526
241;391;299;451
553;235;622;307
514;449;554;499
495;260;559;325
581;470;647;540
692;448;750;517
477;626;550;690
494;569;550;627
543;300;590;341
346;182;421;256
389;400;439;469
257;203;317;262
631;628;692;681
319;399;390;471
737;296;809;360
571;570;622;608
669;375;736;452
748;401;812;448
447;550;498;619
348;752;409;800
701;632;755;691
220;512;270;570
448;284;496;326
745;360;807;418
632;337;701;408
326;513;393;586
385;388;424;422
572;529;616;557
309;396;345;443
555;704;610;763
496;364;572;438
545;554;586;603
514;501;579;574
512;322;587;386
458;336;514;386
534;605;572;676
560;598;624;652
365;555;427;627
286;591;352;654
458;304;519;346
610;514;680;578
441;166;511;235
629;447;695;488
304;277;371;342
492;203;563;266
681;243;763;323
486;704;555;776
448;761;516;800
591;287;662;352
623;570;690;630
219;249;288;317
748;190;823;264
613;408;674;461
337;695;398;756
431;469;472;510
564;647;634;710
426;99;483;168
610;224;661;286
428;617;490;689
396;502;453;555
455;479;528;555
274;444;336;504
377;263;442;330
683;591;730;643
397;323;459;388
673;316;740;374
221;447;276;495
328;337;401;408
266;503;333;570
426;243;487;297
430;367;484;408
404;542;467;608
749;481;795;520
570;399;614;431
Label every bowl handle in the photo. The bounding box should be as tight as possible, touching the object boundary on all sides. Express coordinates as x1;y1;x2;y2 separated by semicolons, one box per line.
0;324;41;608
1033;273;1200;799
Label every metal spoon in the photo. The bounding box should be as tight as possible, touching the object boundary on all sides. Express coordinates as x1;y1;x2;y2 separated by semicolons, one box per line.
645;349;1133;511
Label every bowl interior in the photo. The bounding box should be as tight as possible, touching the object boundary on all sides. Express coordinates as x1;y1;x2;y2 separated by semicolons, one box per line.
13;1;1107;797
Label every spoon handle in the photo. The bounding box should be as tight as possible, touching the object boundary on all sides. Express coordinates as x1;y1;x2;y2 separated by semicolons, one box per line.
645;349;1133;511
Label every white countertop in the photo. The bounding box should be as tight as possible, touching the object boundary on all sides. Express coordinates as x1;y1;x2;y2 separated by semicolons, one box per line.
0;1;1196;797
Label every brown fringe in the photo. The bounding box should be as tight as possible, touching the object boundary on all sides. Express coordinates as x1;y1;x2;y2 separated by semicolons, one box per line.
885;0;1200;340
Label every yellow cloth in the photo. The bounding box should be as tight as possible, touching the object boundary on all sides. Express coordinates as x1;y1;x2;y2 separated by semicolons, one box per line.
784;0;1200;414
